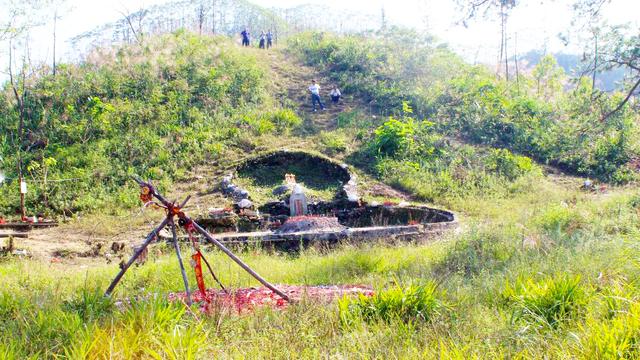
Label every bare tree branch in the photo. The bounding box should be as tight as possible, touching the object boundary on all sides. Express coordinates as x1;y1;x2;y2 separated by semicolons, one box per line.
601;77;640;121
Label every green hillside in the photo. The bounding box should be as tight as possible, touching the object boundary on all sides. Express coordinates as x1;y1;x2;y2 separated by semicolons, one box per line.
1;28;640;358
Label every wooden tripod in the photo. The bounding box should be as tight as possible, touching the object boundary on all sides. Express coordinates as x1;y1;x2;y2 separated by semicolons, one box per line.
104;178;290;305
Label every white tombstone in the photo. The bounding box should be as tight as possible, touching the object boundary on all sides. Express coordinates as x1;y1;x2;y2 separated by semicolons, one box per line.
289;184;308;216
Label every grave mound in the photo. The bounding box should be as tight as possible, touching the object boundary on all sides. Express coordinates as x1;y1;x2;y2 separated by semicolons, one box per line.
275;216;346;234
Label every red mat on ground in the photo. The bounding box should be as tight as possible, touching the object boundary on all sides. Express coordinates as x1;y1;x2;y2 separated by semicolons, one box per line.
168;285;374;313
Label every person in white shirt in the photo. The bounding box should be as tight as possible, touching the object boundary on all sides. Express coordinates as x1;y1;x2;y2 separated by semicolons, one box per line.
330;86;342;103
308;80;325;111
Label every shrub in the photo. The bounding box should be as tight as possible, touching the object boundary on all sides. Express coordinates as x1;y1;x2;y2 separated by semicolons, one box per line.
502;274;587;328
484;148;536;180
372;116;416;157
338;282;446;325
269;108;302;133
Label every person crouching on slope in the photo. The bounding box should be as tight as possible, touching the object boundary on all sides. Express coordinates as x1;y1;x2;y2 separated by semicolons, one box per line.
330;86;341;103
309;80;325;111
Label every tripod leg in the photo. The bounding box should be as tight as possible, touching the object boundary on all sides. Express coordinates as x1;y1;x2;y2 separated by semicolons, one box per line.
200;251;228;294
171;219;192;306
190;220;290;302
105;217;170;297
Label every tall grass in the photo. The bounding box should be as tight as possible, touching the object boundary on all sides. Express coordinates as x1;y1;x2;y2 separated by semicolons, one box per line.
0;183;638;357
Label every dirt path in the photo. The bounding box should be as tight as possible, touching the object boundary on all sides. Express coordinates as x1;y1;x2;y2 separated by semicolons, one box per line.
261;49;368;132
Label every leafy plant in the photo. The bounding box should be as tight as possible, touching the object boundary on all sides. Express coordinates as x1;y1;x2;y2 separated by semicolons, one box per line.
339;282;446;325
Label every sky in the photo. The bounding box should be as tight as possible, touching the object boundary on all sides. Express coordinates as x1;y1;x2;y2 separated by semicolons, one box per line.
3;0;640;70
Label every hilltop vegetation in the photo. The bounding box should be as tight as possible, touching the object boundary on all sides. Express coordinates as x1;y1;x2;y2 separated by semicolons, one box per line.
0;31;301;216
288;31;639;186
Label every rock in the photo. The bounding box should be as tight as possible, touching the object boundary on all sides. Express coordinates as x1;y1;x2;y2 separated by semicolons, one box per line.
11;249;28;257
232;187;249;200
223;184;237;194
111;242;125;253
236;199;253;209
272;184;290;196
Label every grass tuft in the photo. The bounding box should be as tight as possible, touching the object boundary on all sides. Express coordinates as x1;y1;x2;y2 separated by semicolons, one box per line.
502;274;587;329
339;281;447;326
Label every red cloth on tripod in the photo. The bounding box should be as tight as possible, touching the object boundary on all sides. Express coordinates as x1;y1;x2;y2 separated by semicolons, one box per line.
192;252;210;303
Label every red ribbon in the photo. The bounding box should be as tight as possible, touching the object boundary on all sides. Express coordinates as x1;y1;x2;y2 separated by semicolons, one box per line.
192;251;210;303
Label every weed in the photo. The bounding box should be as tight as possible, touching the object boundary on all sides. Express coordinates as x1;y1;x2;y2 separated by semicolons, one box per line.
503;274;587;329
339;281;446;325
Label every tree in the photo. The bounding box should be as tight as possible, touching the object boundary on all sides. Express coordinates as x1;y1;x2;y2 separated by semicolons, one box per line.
1;0;61;218
532;54;565;100
456;0;517;79
117;4;147;43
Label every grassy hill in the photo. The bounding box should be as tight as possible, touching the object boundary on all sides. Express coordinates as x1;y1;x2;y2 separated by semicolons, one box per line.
0;29;640;358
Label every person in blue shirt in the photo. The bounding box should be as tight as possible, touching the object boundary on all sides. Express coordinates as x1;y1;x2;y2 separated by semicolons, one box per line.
266;30;274;49
241;29;250;47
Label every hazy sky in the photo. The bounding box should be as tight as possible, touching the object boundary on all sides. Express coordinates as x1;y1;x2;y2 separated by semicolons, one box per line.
5;0;640;68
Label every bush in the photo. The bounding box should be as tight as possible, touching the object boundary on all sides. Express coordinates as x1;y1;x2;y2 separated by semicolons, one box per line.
502;274;587;328
0;32;273;216
372;117;416;156
269;108;302;133
484;148;537;180
338;282;446;325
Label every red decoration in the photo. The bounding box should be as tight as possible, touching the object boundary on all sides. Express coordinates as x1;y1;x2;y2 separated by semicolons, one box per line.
192;252;210;303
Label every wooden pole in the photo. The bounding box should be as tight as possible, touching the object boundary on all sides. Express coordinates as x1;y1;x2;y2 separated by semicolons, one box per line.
171;218;192;306
189;219;290;302
127;178;289;302
200;251;227;293
104;217;169;297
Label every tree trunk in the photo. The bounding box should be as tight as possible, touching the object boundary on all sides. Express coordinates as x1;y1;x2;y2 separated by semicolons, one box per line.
52;10;57;76
504;11;509;81
591;33;598;100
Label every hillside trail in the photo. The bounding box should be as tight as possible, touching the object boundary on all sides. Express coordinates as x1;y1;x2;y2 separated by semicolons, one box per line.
259;48;370;133
169;47;376;209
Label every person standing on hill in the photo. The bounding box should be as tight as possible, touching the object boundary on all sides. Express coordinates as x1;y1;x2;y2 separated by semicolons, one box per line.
241;28;250;47
266;30;274;49
259;31;266;49
309;80;325;111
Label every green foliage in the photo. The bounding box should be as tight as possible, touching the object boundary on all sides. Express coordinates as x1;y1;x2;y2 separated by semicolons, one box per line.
373;117;416;156
62;288;114;322
339;282;446;325
371;102;440;159
0;32;302;216
484;148;537;180
578;301;640;359
435;227;517;277
289;32;639;183
319;131;348;155
502;275;587;329
534;204;585;235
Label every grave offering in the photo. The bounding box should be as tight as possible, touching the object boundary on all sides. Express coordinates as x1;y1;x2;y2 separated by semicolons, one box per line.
168;284;374;313
197;150;457;248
